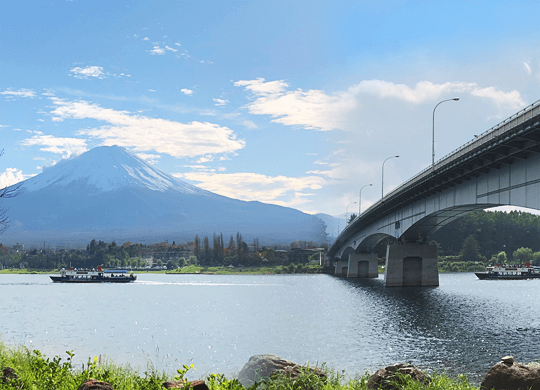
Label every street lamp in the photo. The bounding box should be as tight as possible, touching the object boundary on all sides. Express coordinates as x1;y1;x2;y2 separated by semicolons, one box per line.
359;184;372;215
432;97;459;172
382;156;399;201
346;201;357;225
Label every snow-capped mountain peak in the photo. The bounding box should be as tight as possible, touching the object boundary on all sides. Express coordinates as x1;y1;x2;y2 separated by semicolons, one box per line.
21;145;205;194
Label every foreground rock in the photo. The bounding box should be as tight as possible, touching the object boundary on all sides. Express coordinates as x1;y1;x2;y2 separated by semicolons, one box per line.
367;363;430;390
162;380;209;389
481;356;540;390
78;379;114;390
238;355;326;388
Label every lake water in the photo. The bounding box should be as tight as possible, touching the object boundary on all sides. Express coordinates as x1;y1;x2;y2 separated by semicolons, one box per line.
1;273;539;382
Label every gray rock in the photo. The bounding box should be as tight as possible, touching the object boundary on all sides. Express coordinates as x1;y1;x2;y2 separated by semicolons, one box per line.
78;379;114;390
367;363;430;390
501;356;514;364
162;380;209;389
481;359;540;390
237;355;326;388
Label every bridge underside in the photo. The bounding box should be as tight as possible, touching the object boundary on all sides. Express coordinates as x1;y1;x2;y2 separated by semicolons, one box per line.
399;204;493;242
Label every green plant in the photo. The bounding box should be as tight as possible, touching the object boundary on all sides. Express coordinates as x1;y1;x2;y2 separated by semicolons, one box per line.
26;349;77;389
174;363;196;383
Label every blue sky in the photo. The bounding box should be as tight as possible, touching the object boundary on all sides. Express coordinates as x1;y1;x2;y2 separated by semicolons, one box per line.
1;0;540;216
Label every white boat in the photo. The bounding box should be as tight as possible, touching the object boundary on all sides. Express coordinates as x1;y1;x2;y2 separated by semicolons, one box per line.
50;266;137;283
475;263;540;280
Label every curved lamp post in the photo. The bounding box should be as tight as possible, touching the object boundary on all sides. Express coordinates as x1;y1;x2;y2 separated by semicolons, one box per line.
432;97;459;172
346;201;357;225
359;184;372;215
382;156;399;201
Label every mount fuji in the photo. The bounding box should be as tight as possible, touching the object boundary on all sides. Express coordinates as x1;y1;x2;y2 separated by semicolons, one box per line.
0;146;327;247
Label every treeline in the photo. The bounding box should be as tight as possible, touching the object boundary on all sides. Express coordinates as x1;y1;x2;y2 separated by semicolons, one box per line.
431;209;540;263
0;233;326;270
0;240;194;270
193;232;260;266
191;232;324;267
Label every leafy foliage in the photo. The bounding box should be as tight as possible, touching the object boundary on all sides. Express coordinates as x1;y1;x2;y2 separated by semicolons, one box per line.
432;210;540;260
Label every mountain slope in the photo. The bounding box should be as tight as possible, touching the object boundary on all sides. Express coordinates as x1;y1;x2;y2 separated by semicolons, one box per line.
1;146;326;246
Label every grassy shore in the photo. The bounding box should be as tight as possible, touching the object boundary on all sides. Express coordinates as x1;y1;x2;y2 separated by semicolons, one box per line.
167;264;324;275
0;343;480;390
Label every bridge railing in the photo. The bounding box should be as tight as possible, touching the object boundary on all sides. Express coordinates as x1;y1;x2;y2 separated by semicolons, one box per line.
343;99;540;236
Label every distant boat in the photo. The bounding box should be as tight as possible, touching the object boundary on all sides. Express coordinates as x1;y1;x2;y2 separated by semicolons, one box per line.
50;266;136;283
475;263;540;280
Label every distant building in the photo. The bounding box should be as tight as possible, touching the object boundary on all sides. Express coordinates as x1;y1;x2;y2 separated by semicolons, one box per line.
13;243;24;252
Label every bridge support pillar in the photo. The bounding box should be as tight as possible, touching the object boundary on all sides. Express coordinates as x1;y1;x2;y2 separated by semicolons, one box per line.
347;253;378;278
334;261;348;276
384;244;439;287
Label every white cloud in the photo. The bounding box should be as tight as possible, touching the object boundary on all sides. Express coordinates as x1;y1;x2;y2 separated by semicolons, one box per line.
235;78;355;131
350;80;525;109
242;120;257;129
175;171;326;208
0;168;28;187
136;153;161;164
213;98;229;106
235;78;526;132
150;46;166;55
149;45;177;55
0;89;36;98
470;87;525;109
49;98;245;158
524;62;532;75
70;66;105;79
20;134;88;159
143;37;149;41
181;88;193;96
196;155;214;163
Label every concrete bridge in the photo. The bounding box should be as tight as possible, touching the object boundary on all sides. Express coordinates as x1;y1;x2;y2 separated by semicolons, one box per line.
327;100;540;286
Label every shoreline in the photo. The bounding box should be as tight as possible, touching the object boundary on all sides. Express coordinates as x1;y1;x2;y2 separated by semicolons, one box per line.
0;342;487;390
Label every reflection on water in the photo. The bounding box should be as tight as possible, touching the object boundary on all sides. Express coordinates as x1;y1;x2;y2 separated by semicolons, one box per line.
0;273;538;382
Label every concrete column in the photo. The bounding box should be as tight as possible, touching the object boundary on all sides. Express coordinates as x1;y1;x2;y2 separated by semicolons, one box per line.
347;253;378;278
334;261;348;276
384;244;439;287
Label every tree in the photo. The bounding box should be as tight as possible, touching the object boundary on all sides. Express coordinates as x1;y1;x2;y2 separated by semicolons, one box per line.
348;214;357;224
0;150;21;234
513;247;533;263
236;232;243;260
461;235;484;262
496;251;507;263
193;235;200;260
203;236;211;264
532;251;540;266
227;235;235;258
166;259;178;270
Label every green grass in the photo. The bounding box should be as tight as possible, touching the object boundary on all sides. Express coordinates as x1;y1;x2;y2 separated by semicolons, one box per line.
0;342;482;390
0;268;58;274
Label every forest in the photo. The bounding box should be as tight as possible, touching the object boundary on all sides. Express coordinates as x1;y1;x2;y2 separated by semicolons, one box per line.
431;209;540;261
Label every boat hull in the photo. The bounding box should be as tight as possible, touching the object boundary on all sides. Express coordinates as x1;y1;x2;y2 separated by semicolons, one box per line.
50;275;136;283
475;272;540;280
